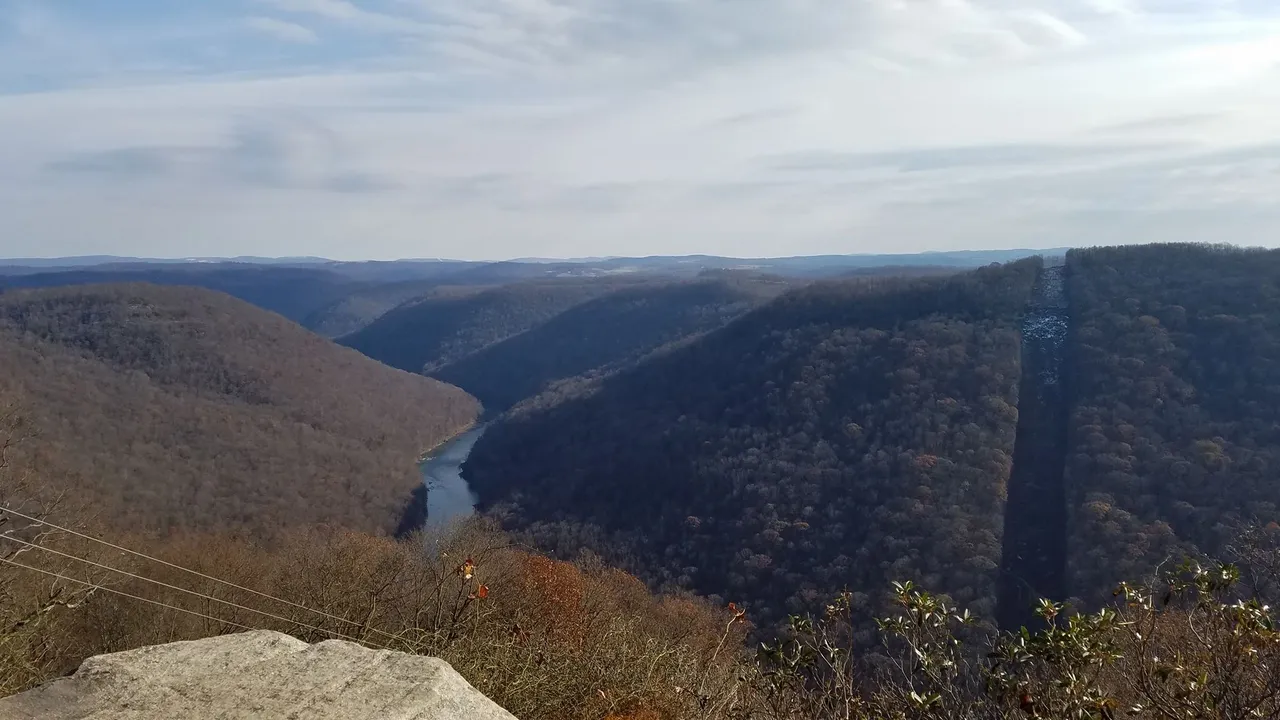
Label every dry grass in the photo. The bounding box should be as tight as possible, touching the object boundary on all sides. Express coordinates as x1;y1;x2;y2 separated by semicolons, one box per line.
0;398;755;717
12;480;1280;720
1;512;755;720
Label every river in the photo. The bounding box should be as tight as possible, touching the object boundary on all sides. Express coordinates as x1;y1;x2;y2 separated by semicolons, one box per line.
419;425;488;530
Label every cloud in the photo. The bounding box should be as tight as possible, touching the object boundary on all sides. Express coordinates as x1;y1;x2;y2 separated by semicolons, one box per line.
4;0;1280;259
709;107;800;129
46;147;177;177
256;0;365;21
765;142;1189;174
221;123;293;186
254;0;425;35
374;0;1101;87
324;172;400;193
873;142;1280;226
1008;10;1089;49
1089;113;1224;135
44;118;397;195
245;16;319;44
550;182;653;214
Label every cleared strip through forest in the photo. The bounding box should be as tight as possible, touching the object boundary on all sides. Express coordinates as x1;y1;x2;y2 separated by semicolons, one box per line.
997;260;1070;630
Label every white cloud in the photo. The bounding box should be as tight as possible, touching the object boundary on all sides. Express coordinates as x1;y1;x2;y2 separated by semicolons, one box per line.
394;0;1091;78
256;0;364;20
0;0;1279;259
245;16;319;44
1009;10;1090;49
255;0;425;35
1182;31;1280;82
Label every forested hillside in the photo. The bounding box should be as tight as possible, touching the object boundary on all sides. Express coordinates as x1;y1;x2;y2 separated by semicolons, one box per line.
1065;244;1280;604
0;284;479;535
0;266;359;323
15;247;1280;719
465;261;1039;632
303;281;481;337
339;279;643;376
431;274;790;412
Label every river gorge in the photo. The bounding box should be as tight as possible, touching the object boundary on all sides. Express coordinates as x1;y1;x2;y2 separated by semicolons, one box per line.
420;425;489;530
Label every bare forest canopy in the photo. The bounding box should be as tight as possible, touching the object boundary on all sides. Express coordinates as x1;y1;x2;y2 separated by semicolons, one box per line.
0;250;1045;337
0;266;362;325
465;260;1041;635
1066;243;1280;604
0;284;479;536
463;243;1280;638
9;244;1280;720
339;278;643;378
421;275;792;413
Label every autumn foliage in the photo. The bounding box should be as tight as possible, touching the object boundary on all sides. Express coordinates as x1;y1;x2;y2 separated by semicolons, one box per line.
0;284;479;536
467;261;1038;635
515;554;589;647
1066;244;1280;606
0;505;752;719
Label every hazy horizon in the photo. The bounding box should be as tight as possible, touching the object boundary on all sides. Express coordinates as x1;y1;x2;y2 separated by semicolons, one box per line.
2;1;1278;260
0;246;1073;265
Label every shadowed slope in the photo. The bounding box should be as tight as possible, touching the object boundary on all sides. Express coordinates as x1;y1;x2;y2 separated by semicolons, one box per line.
466;262;1038;631
338;279;644;376
432;275;790;412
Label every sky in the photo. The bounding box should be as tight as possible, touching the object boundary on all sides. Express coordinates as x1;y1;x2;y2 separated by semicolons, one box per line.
0;0;1278;261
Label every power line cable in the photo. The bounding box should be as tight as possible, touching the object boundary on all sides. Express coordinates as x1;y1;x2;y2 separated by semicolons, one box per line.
0;505;403;644
1;555;258;634
0;533;384;648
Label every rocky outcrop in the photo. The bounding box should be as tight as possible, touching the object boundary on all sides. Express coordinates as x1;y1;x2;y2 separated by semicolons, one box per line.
0;630;517;720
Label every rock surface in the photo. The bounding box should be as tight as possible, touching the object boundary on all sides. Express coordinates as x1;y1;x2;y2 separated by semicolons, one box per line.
0;630;517;720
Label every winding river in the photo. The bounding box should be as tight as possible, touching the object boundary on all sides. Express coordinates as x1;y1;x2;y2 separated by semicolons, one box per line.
420;425;488;530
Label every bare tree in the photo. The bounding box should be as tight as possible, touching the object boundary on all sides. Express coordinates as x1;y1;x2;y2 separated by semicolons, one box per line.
0;401;98;694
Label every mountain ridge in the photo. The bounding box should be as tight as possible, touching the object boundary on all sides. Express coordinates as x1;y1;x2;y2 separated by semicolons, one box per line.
0;283;479;535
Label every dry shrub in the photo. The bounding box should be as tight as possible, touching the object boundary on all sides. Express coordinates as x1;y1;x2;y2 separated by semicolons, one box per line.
12;440;1280;720
0;404;118;694
3;513;754;720
605;711;663;720
513;554;589;646
403;522;752;720
1;398;755;717
47;530;1280;720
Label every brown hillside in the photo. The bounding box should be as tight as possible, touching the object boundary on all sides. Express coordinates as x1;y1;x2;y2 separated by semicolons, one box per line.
0;283;479;535
465;261;1039;633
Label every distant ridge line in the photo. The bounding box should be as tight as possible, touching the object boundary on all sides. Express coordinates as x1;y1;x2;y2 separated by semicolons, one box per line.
2;248;1071;268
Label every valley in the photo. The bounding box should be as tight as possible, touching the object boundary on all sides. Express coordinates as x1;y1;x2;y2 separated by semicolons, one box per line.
434;244;1280;634
421;424;489;530
0;283;479;535
464;261;1038;633
7;246;1277;629
5;244;1280;718
9;6;1276;714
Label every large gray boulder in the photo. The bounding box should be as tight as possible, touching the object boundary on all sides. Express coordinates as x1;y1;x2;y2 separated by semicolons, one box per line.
0;630;517;720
